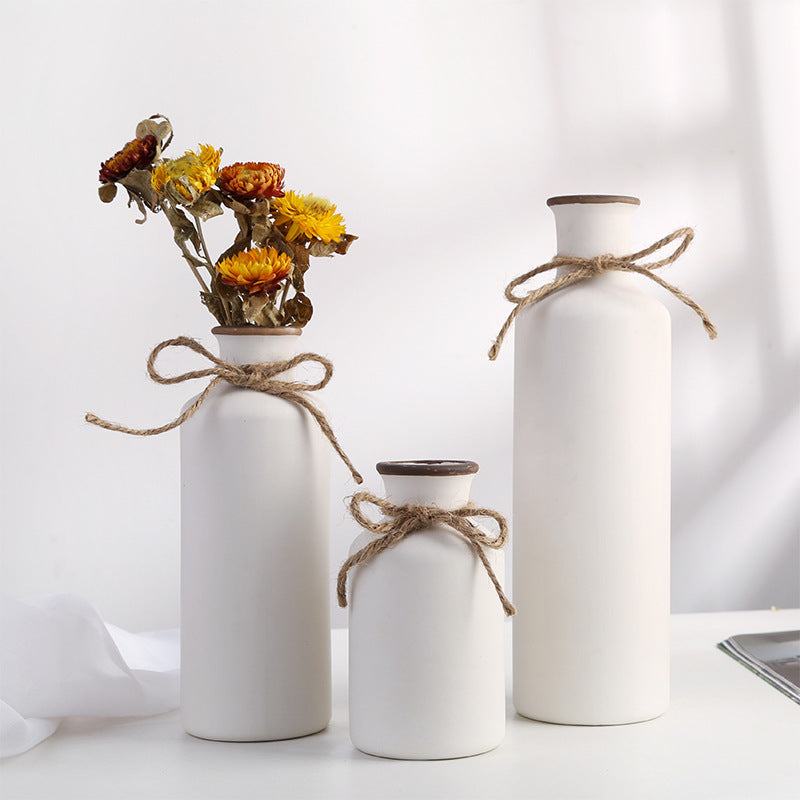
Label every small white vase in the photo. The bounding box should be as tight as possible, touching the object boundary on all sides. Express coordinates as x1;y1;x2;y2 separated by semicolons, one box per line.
347;460;506;760
180;326;331;741
512;195;671;725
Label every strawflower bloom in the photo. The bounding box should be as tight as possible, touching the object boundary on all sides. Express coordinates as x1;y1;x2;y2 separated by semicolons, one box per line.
151;144;222;203
99;135;157;183
272;191;346;243
217;162;286;201
216;247;293;293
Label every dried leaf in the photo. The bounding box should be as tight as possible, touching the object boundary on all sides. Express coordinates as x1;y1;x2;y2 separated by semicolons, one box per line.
183;251;208;269
218;193;252;215
283;292;313;327
189;195;223;222
307;234;358;258
162;203;200;250
216;237;251;265
308;240;338;258
214;213;252;265
118;168;160;210
269;236;293;261
214;278;247;325
289;265;305;292
242;292;280;326
125;188;148;224
251;215;273;248
333;233;358;255
135;114;173;155
287;240;310;273
161;203;211;272
233;211;252;240
200;291;226;325
98;183;117;203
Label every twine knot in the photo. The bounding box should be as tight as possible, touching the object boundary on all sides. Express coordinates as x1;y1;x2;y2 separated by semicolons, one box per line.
85;336;363;483
337;491;516;616
233;362;293;390
488;227;717;360
590;253;614;274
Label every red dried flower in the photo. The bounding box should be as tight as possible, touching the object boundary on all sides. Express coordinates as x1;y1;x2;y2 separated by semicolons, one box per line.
99;134;158;184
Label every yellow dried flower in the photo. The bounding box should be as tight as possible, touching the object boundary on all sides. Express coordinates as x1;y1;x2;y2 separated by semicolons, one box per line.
216;247;293;294
151;144;222;204
272;191;346;244
217;162;286;201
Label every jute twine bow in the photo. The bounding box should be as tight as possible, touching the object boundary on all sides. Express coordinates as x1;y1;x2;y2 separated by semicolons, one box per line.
85;336;363;484
488;227;717;360
337;492;516;616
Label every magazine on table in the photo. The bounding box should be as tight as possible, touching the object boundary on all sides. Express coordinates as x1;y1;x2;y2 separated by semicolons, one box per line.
718;629;800;705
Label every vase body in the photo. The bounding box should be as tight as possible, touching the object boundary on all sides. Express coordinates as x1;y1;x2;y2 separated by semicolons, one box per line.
180;327;331;741
347;460;506;760
512;196;671;725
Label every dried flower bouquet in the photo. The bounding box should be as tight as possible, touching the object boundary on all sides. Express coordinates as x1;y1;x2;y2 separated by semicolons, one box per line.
98;114;357;327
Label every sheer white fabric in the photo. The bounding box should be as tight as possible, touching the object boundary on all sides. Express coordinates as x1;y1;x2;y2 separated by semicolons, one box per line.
0;594;179;758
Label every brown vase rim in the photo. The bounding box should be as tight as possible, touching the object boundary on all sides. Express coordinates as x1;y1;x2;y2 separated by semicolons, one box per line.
211;326;302;336
546;194;641;206
376;460;480;476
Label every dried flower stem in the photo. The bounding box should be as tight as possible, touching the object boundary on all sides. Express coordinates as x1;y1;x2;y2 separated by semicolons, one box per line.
192;216;215;280
192;214;233;326
220;297;234;327
180;252;212;295
277;267;293;318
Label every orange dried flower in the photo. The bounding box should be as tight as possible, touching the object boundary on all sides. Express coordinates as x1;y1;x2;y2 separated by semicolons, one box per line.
217;247;293;293
217;162;286;201
99;135;157;183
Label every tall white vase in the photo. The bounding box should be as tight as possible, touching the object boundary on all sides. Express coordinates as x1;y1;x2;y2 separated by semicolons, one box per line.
513;195;671;725
180;327;331;741
348;461;506;760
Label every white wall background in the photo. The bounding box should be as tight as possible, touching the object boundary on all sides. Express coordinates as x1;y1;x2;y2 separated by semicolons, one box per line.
1;0;798;631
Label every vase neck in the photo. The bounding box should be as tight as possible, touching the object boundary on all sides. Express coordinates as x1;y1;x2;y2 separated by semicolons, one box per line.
213;329;300;366
550;201;637;277
381;475;474;510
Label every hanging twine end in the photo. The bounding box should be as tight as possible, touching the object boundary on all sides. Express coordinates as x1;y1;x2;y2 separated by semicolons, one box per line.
487;341;500;361
705;320;718;340
336;575;350;608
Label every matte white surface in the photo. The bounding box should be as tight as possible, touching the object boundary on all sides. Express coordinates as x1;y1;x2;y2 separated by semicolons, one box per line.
1;2;799;630
3;610;797;799
348;472;506;759
180;332;331;740
513;201;671;724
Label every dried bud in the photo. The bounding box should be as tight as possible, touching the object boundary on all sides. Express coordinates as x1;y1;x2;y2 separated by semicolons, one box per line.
99;135;157;183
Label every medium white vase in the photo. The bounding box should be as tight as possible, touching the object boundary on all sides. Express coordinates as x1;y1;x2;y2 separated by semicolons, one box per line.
180;326;331;741
347;460;506;760
512;195;671;725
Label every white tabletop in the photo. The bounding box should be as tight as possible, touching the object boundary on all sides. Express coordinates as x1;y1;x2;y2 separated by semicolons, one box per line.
2;609;798;800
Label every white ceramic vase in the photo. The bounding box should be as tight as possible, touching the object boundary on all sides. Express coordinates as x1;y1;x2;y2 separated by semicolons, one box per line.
512;195;671;725
180;326;331;741
347;460;506;760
